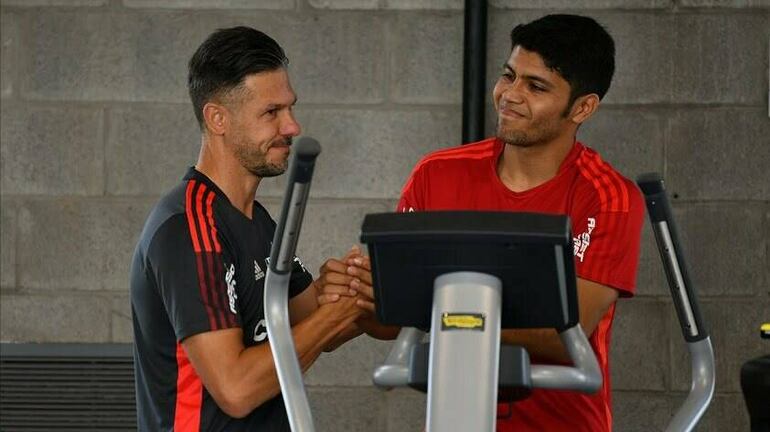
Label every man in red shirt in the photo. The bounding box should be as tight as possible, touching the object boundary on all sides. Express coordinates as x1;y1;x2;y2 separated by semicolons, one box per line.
398;14;644;432
323;13;644;432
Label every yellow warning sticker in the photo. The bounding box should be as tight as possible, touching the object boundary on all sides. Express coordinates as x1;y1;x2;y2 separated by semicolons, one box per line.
441;313;485;331
761;323;770;339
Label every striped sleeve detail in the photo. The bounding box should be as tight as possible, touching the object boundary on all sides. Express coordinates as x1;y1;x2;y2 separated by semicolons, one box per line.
576;151;630;213
184;180;238;331
174;342;202;432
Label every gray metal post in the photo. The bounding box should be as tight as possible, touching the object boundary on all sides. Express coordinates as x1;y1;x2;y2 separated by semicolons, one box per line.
264;137;320;432
426;272;502;432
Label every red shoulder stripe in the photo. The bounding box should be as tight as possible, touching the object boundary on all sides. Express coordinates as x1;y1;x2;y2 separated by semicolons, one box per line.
205;190;222;253
576;156;608;212
195;185;213;252
585;156;620;212
589;152;630;213
184;181;202;253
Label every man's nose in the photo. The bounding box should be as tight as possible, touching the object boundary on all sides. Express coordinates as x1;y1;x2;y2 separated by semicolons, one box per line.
281;112;301;137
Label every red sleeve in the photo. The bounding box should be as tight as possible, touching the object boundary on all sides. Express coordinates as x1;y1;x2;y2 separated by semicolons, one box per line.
572;186;645;297
397;162;426;212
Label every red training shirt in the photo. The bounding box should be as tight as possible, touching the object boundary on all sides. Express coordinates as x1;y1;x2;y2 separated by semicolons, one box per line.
397;138;644;432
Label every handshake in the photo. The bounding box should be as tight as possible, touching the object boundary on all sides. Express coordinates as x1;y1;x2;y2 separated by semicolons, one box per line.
313;245;398;343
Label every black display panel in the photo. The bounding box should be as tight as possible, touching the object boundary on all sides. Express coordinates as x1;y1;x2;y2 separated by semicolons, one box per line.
360;211;578;330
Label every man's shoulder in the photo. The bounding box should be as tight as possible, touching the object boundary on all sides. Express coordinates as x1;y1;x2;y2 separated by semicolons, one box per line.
135;180;193;256
412;137;498;177
572;145;643;215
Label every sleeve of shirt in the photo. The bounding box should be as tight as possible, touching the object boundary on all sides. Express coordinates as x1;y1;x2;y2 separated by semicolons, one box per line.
572;185;645;297
397;161;426;212
147;215;241;342
288;255;314;298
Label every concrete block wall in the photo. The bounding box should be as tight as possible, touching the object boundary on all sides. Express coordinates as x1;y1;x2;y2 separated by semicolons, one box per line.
0;0;767;430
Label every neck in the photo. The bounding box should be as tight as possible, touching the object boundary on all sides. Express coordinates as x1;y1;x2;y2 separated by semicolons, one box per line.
496;132;575;193
195;135;261;219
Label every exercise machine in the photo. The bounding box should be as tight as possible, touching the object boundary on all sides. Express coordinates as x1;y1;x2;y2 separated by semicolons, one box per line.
264;154;715;431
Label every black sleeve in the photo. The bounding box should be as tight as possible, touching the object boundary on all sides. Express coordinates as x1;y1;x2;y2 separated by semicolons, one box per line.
288;255;314;298
147;215;241;341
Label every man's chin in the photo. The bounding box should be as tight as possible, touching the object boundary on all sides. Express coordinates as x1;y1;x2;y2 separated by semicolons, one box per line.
250;163;287;178
496;129;532;147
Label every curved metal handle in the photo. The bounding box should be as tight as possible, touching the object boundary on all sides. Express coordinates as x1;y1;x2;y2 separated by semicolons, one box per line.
530;325;602;393
264;137;321;432
636;173;714;432
373;327;425;388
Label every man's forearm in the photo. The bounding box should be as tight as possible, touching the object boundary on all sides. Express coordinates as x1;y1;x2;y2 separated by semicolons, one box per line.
500;328;570;364
210;306;358;417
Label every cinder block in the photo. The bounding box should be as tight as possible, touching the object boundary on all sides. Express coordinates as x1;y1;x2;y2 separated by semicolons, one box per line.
489;0;674;6
123;0;294;9
22;10;201;102
667;108;770;201
309;0;464;8
258;108;461;199
106;104;200;196
612;391;674;432
0;0;108;5
694;393;750;432
22;10;385;104
384;0;463;8
490;0;670;7
0;105;103;195
308;0;379;8
1;13;19;99
577;107;665;179
0;199;16;289
673;203;765;297
390;12;463;104
386;388;426;432
307;387;387;432
611;299;670;391
111;295;133;343
17;198;155;291
0;293;112;342
305;335;392;386
673;14;770;104
766;206;769;292
488;12;677;105
680;0;770;6
636;221;670;297
281;13;386;104
670;299;770;393
261;199;393;274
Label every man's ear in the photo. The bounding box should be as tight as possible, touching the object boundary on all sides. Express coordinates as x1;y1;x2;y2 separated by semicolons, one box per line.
569;94;600;125
202;102;227;135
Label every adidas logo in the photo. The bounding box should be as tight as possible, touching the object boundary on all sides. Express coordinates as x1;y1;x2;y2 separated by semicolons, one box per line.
254;260;265;281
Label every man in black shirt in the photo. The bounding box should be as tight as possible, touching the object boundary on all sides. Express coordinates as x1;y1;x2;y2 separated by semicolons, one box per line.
130;27;366;431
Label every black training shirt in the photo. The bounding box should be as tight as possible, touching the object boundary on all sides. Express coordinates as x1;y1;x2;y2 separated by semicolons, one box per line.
130;168;313;432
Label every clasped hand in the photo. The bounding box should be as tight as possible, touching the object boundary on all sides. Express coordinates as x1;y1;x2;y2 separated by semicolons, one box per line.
315;245;375;315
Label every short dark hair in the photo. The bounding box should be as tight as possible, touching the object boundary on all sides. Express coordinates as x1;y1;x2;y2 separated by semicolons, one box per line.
188;26;288;129
510;14;615;105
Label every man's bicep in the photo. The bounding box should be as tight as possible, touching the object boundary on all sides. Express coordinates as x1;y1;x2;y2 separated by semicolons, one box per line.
181;328;245;400
576;277;619;337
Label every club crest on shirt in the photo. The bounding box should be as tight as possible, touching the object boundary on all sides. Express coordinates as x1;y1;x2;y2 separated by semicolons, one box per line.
573;217;596;263
225;263;238;314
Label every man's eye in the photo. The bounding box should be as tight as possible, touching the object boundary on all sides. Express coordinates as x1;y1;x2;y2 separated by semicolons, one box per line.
530;84;545;92
501;72;514;81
